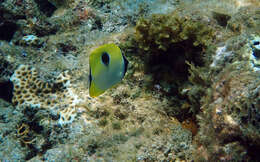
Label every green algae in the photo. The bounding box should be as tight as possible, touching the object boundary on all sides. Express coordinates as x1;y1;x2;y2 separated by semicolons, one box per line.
112;121;122;130
135;13;214;53
120;11;216;121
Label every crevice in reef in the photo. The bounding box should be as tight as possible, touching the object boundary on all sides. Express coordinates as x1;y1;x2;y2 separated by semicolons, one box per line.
0;81;13;103
145;40;204;86
0;21;17;41
34;0;57;17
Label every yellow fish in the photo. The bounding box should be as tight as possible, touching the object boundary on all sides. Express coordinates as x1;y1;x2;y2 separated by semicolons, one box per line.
89;43;128;97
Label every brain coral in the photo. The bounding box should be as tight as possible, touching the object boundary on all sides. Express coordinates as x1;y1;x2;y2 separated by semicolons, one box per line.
10;65;81;125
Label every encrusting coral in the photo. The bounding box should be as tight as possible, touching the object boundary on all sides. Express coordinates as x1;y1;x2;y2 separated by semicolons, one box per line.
10;65;81;125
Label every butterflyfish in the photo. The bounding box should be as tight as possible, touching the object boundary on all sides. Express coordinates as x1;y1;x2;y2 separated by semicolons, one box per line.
89;43;128;97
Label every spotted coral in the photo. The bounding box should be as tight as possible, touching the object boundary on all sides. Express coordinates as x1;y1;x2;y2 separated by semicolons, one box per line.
10;65;81;125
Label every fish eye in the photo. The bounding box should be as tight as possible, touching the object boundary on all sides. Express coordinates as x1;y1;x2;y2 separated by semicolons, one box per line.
253;41;259;45
101;52;110;66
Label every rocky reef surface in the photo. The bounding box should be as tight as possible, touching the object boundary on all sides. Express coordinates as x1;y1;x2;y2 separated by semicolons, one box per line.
0;0;259;161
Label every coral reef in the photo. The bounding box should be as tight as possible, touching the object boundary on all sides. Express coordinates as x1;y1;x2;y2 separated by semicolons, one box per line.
194;64;260;161
125;11;216;121
0;99;25;160
133;11;215;80
0;0;259;161
249;34;260;70
0;56;16;103
192;25;260;161
121;1;260;161
227;6;260;34
0;56;15;83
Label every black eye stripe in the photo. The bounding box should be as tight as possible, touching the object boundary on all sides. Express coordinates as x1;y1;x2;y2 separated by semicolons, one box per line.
89;67;92;85
101;52;110;66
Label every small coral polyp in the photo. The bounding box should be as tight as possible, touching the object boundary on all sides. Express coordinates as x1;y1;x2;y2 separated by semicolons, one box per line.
10;65;80;125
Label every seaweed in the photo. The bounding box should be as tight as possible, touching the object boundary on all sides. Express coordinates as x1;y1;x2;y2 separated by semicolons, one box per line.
124;12;215;120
